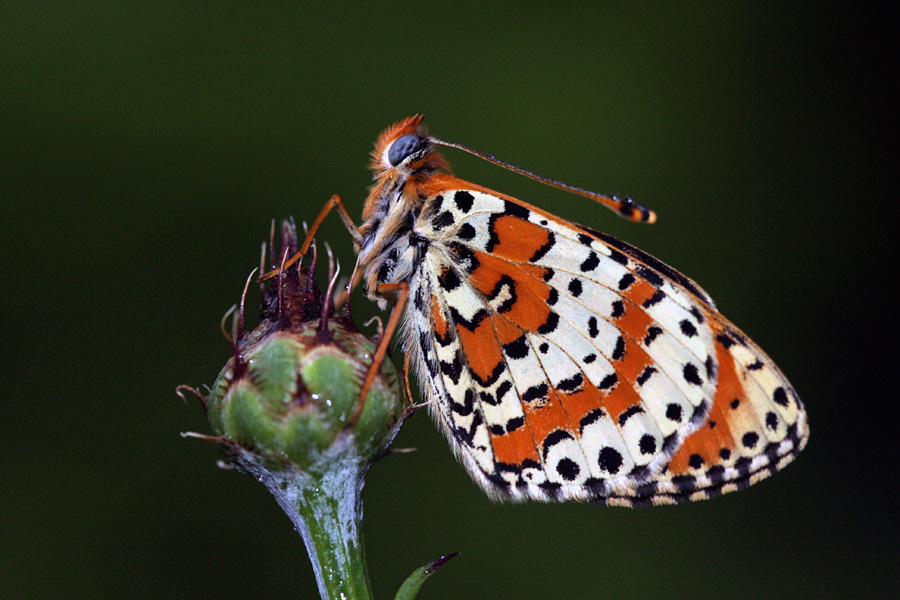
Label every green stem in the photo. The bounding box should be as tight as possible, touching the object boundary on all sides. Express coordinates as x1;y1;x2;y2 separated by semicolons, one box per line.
294;470;372;599
233;440;374;600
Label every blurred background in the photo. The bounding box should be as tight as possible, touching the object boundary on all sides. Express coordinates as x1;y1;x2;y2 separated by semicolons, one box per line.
2;3;895;598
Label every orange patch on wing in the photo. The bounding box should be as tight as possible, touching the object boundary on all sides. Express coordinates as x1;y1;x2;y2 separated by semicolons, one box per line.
432;296;450;342
555;382;602;426
491;426;540;465
615;335;655;383
470;251;552;333
621;278;660;312
488;215;551;263
490;313;524;346
614;299;656;344
525;388;578;450
455;317;504;386
604;377;646;425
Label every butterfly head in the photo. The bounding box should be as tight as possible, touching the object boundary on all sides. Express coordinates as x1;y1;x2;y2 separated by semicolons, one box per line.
361;115;449;237
369;114;448;178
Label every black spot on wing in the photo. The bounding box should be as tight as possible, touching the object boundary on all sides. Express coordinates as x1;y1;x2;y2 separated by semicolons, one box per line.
666;403;683;422
503;199;530;220
683;363;703;386
716;333;736;349
636;366;656;386
456;222;477;241
580;252;600;272
503;336;530;360
773;387;790;407
690;306;705;324
452;410;483;447
636;265;664;288
618;405;644;426
432;211;455;231
597;447;623;474
495;380;513;403
537;311;559;335
644;326;662;345
506;416;525;432
568;278;583;297
742;432;760;449
479;391;498;406
438;266;461;291
610;300;624;318
680;319;698;337
546;287;559;306
440;353;464;385
643;289;665;308
556;372;584;392
454;190;474;212
599;373;618;390
556;458;581;481
579;408;606;432
522;383;548;403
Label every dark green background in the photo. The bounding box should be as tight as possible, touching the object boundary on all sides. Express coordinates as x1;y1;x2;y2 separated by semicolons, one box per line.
2;3;895;599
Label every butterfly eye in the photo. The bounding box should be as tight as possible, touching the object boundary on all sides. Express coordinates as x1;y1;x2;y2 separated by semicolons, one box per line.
388;134;424;166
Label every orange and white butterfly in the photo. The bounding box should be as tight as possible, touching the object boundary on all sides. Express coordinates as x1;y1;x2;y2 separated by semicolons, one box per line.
289;115;808;505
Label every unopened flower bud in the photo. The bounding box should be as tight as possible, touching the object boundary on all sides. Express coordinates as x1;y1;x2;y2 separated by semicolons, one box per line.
204;220;406;475
185;219;408;600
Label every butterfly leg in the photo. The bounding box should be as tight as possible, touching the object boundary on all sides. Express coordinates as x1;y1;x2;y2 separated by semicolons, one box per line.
260;194;362;281
402;351;416;407
346;281;409;427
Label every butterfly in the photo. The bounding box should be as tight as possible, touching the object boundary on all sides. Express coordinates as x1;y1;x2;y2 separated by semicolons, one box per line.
281;115;808;505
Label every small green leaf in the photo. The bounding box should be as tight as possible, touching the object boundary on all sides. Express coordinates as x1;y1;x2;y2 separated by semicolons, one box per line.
394;553;459;600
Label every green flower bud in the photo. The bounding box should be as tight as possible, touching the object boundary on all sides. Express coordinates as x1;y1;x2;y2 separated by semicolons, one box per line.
204;220;406;475
185;219;408;600
206;307;405;474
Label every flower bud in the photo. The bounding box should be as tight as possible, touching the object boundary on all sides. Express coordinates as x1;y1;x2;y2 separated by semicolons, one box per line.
203;220;406;475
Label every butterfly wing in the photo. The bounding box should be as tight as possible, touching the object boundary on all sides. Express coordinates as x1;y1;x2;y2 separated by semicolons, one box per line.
404;182;807;504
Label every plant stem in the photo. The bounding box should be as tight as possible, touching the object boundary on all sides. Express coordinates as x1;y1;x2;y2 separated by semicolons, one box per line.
234;441;374;600
295;473;372;599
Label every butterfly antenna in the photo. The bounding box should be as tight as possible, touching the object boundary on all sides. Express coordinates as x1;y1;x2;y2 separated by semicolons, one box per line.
430;137;656;224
